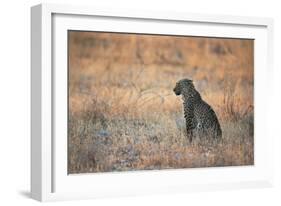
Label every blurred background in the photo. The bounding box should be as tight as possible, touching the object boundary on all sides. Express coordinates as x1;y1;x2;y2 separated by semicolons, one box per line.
68;31;254;173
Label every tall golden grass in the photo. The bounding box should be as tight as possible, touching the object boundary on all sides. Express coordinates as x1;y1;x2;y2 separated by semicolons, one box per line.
68;31;254;174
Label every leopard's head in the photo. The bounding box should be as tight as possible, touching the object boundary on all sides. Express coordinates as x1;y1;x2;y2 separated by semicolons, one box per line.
173;78;195;96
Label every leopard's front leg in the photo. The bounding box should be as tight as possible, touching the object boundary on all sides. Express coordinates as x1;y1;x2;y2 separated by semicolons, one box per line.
184;101;194;143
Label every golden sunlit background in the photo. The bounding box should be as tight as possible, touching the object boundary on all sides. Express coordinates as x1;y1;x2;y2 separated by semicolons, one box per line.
68;31;254;174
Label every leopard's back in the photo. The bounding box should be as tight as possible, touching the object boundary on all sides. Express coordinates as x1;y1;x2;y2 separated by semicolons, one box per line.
193;99;222;139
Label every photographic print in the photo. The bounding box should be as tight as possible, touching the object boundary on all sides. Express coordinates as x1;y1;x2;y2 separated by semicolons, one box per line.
68;31;254;174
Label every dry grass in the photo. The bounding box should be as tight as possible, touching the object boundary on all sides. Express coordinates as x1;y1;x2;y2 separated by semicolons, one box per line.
68;31;254;174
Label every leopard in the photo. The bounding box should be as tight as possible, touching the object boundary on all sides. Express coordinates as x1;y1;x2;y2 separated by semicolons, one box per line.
173;78;222;143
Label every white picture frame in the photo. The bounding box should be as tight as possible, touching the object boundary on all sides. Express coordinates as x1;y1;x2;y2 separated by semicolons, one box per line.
31;3;274;202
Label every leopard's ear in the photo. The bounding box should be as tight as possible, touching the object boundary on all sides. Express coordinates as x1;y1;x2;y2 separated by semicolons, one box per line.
188;79;195;88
